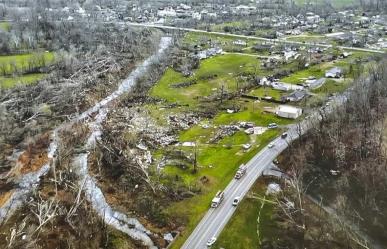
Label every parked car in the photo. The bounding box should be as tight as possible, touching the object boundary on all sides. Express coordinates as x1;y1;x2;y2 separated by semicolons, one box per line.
232;196;240;206
268;123;278;129
281;132;288;139
207;237;217;247
268;142;275;148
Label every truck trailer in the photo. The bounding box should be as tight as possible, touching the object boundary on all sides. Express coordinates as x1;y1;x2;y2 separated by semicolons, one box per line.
211;190;224;208
235;164;247;179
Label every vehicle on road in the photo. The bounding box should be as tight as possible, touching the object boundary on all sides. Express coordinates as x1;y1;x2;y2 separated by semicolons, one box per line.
268;123;278;129
232;196;240;206
235;164;247;179
281;132;288;139
268;142;275;148
211;191;224;208
206;237;217;247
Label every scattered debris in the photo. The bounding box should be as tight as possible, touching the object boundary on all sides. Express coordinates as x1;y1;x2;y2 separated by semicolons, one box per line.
242;144;251;150
209;125;240;143
245;127;267;135
266;183;282;195
168;114;201;130
182;142;196;147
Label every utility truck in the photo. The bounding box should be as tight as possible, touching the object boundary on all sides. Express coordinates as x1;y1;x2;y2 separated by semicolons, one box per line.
211;190;224;208
235;164;247;179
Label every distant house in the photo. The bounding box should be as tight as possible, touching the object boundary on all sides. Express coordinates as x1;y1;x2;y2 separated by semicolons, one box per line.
325;67;342;78
284;90;307;102
276;105;303;119
306;12;320;24
196;47;223;60
233;40;247;46
272;83;289;91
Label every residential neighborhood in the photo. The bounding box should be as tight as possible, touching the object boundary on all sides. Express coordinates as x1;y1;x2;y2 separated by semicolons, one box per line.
0;1;387;249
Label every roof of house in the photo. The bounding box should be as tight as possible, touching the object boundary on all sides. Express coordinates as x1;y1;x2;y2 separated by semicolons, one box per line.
309;77;326;88
278;105;302;114
287;90;307;100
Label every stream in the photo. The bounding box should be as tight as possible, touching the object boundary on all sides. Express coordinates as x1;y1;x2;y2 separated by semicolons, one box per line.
0;37;172;248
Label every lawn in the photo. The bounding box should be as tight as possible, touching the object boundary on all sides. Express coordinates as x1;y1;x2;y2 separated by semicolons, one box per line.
281;65;325;84
294;0;358;8
249;87;287;100
214;180;278;249
285;35;336;46
312;79;350;95
166;129;279;249
0;22;10;31
183;32;256;52
0;52;55;75
150;54;261;107
214;99;293;126
208;21;249;33
0;73;47;88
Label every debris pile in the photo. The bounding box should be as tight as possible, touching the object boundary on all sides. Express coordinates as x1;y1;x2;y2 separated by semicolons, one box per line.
168;114;201;130
209;125;240;143
171;80;197;88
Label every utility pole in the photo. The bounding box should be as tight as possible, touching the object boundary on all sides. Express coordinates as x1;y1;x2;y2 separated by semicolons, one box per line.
193;142;198;174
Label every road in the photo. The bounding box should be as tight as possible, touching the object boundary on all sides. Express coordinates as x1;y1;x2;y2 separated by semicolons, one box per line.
181;97;344;249
126;22;386;54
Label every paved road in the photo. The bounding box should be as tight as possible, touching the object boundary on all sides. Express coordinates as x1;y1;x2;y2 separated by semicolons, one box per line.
181;96;344;249
126;22;386;54
181;127;300;249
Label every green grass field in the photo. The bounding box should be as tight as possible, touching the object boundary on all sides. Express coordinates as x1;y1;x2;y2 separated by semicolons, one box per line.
0;73;47;88
209;21;250;33
249;87;286;100
281;65;325;84
0;52;55;88
294;0;358;8
212;98;293;127
0;52;55;75
0;22;10;31
150;54;261;107
183;32;256;52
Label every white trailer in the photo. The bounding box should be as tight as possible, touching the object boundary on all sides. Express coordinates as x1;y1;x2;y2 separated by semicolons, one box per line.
235;164;247;179
211;190;224;208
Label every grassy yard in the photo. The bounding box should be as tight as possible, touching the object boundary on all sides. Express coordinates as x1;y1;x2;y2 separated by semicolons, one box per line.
281;65;325;84
312;79;350;95
0;22;10;31
249;87;287;100
150;54;261;107
209;21;249;33
0;52;55;75
0;73;47;88
213;99;293;126
214;180;278;249
294;0;358;8
183;32;256;51
285;35;337;46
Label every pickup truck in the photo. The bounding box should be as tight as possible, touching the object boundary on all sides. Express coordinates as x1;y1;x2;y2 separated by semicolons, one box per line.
211;190;225;208
235;164;247;179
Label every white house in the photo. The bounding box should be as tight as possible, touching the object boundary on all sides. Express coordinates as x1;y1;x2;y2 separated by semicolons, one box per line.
276;105;303;119
157;8;177;17
233;40;247;46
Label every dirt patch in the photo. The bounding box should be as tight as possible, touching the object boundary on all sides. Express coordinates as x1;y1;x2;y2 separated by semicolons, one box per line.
8;134;51;177
0;190;14;207
18;151;49;175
